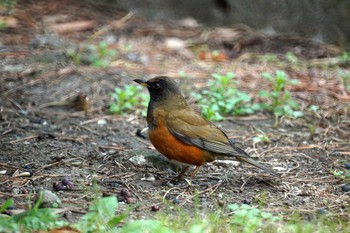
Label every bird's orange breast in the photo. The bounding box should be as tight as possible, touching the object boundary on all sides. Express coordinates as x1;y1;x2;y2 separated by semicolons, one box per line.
148;119;212;166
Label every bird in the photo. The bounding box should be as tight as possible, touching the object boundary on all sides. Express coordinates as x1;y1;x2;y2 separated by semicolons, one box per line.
134;76;277;179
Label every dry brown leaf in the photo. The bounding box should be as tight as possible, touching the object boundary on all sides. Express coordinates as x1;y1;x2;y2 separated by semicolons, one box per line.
50;20;95;34
0;16;18;28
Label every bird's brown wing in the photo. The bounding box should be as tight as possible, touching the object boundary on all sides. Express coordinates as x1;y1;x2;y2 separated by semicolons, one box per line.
166;110;249;158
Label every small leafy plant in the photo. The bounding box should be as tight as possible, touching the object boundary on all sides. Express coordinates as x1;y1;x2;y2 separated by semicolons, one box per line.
0;198;67;232
0;0;16;15
339;51;350;64
67;41;117;67
229;204;281;233
74;196;128;232
259;70;303;119
2;196;350;232
109;84;149;115
252;129;270;144
192;72;258;121
285;52;299;65
90;41;117;67
340;71;350;91
0;19;6;30
0;196;128;232
329;169;350;183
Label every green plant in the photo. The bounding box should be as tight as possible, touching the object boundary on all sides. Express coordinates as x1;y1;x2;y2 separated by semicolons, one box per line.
340;71;350;91
90;41;117;67
192;72;259;121
2;196;350;232
0;197;67;232
0;196;129;232
0;20;5;30
306;105;320;136
0;0;16;15
228;204;281;233
109;84;149;115
329;170;350;183
258;54;280;63
121;219;171;233
286;52;299;64
178;70;188;77
339;51;350;64
0;199;18;232
259;70;303;120
75;196;128;232
67;41;117;67
155;203;230;233
252;129;270;144
200;104;224;121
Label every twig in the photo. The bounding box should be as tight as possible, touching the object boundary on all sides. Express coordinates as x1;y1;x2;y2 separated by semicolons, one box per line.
197;182;222;195
98;145;125;150
282;177;338;183
1;129;13;135
10;135;38;144
0;162;21;170
163;187;182;200
34;158;81;173
90;12;133;40
123;182;143;201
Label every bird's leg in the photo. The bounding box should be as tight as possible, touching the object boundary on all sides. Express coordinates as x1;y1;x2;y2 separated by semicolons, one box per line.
176;165;190;180
190;166;201;179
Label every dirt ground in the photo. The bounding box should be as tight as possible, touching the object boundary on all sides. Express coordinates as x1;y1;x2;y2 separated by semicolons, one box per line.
1;0;350;222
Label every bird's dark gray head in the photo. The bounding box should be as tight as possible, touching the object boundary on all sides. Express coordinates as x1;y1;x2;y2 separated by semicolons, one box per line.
134;76;182;102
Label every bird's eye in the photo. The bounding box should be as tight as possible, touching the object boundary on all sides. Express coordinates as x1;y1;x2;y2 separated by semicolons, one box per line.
154;82;161;89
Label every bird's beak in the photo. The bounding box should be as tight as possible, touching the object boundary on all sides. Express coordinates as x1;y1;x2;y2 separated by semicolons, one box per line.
133;79;150;88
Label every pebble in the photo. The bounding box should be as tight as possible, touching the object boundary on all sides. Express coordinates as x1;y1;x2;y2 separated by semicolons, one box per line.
177;17;199;27
97;119;107;126
125;197;136;204
11;188;20;195
118;188;133;203
242;199;251;205
3;64;25;73
120;188;131;198
110;182;121;189
21;188;29;194
217;199;225;207
344;163;350;170
62;177;74;189
151;205;160;211
316;208;327;215
136;128;147;139
341;184;350;192
273;166;287;171
12;170;31;178
213;160;239;168
29;34;64;49
165;38;186;50
22;164;34;170
129;155;147;166
36;190;61;208
172;198;180;205
142;173;156;182
53;182;66;191
126;52;139;62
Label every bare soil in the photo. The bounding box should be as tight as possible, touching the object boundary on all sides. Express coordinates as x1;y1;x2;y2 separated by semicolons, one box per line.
1;0;349;223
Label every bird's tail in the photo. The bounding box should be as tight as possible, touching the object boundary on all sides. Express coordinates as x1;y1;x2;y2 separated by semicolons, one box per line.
236;156;279;177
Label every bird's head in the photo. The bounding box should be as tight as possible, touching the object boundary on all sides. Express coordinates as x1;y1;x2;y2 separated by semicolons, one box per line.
134;76;182;102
